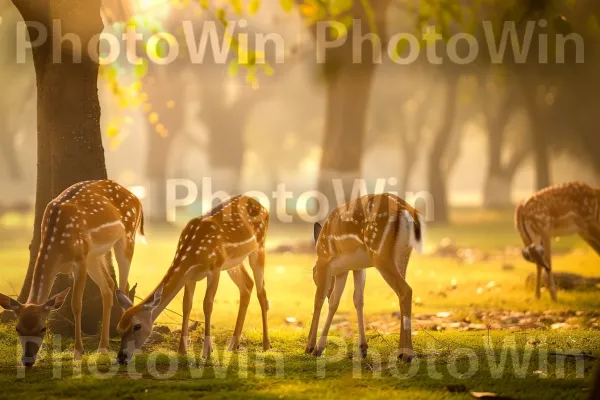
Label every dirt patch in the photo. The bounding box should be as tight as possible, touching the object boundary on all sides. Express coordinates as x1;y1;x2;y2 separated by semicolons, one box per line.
330;309;600;335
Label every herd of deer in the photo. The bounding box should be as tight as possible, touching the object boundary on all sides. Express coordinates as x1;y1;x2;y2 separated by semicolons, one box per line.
0;179;598;368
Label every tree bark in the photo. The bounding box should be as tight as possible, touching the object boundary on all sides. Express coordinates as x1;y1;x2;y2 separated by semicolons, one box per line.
317;63;376;208
482;91;522;208
200;82;254;196
143;69;184;223
0;128;23;181
292;0;390;212
13;0;119;335
428;74;459;225
522;90;551;190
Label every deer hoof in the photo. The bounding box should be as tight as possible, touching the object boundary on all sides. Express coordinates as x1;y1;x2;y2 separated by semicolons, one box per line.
312;348;323;357
305;347;314;355
398;353;415;363
360;344;368;359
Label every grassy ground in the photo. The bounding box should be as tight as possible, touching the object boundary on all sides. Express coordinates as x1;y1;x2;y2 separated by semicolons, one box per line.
0;209;599;399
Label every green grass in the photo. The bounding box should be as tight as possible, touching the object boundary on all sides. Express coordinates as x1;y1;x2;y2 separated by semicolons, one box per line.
0;209;599;399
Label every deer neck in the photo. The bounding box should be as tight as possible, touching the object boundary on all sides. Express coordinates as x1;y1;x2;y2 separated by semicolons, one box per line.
150;267;191;323
27;254;62;305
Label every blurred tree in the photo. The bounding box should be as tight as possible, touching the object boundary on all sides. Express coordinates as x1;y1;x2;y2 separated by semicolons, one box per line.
295;0;391;207
480;77;530;207
11;0;125;334
143;68;186;223
0;5;34;182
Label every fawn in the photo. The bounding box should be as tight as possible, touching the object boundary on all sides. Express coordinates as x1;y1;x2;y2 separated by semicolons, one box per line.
307;193;424;361
515;181;600;301
0;180;144;366
115;195;270;364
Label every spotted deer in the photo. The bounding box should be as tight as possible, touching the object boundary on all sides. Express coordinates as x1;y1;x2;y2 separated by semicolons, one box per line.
307;193;424;361
515;181;600;301
0;180;145;366
115;195;270;364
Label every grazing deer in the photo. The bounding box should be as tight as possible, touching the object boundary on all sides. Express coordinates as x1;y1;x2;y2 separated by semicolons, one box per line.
0;180;144;366
115;195;270;364
307;193;424;362
515;181;600;302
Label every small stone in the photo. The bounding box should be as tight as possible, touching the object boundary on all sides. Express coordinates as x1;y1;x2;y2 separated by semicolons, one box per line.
154;325;171;334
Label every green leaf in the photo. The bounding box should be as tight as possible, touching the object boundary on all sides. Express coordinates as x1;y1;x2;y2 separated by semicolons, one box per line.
134;60;148;79
216;8;227;25
249;0;261;15
231;0;243;15
280;0;294;12
338;15;354;29
228;61;240;77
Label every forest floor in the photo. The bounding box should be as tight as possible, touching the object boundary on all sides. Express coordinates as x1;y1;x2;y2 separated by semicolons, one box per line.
0;208;599;399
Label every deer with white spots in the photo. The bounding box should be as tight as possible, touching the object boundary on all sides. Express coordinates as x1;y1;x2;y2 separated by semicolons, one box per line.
307;193;424;362
515;181;600;302
114;195;270;364
0;180;145;367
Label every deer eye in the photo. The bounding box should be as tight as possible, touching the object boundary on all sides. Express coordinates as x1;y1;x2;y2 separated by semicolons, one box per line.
15;327;22;335
40;327;47;334
133;324;142;331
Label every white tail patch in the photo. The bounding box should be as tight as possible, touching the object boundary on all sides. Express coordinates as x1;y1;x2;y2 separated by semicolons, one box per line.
403;210;424;254
136;234;148;245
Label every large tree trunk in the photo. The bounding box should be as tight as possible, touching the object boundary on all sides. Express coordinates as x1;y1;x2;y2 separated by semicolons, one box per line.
201;82;252;196
482;92;520;208
317;64;376;208
299;0;389;213
428;75;459;225
143;69;184;223
0;128;23;181
13;0;119;335
525;95;551;190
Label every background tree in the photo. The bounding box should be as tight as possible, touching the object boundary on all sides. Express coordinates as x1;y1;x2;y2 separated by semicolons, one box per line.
11;0;125;334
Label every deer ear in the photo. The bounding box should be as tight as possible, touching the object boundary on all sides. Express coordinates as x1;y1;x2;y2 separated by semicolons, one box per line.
313;222;323;244
116;289;134;310
0;293;22;312
145;284;163;311
128;283;138;302
44;287;70;311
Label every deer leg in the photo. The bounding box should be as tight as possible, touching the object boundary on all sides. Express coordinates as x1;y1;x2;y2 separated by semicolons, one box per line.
71;261;88;360
306;264;332;354
114;238;134;293
541;236;557;302
580;222;600;256
353;269;368;358
226;265;254;352
535;264;543;299
376;260;414;362
179;282;197;355
86;256;115;353
249;250;271;351
202;270;221;359
524;242;546;299
314;272;348;356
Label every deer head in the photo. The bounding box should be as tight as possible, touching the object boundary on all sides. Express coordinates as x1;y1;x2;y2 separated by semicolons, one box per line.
115;285;163;365
0;288;70;367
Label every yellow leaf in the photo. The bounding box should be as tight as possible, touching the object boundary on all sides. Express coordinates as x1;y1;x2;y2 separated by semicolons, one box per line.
148;112;159;124
280;0;294;12
249;0;261;15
